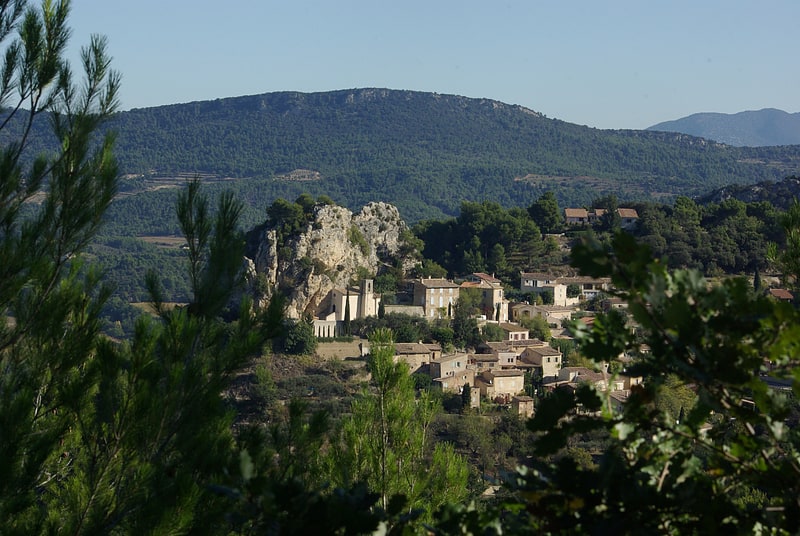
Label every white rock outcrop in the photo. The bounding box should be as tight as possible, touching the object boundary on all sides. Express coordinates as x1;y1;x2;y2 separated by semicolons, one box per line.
247;202;417;319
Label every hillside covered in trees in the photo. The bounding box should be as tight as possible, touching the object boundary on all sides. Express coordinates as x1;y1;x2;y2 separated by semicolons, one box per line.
5;89;800;223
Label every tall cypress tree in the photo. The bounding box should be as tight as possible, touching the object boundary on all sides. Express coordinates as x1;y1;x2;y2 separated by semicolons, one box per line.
344;290;351;336
754;265;762;292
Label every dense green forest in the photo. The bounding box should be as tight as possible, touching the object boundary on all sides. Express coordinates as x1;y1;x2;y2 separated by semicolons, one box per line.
413;187;790;283
105;90;800;220
5;87;800;223
90;179;796;311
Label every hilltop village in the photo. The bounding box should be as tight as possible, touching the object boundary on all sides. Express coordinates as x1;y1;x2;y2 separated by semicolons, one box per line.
250;199;795;418
312;269;641;414
248;205;653;414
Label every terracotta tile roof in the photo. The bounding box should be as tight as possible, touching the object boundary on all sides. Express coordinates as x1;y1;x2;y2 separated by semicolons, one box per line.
488;369;525;378
523;346;562;357
472;272;502;284
417;278;460;288
564;208;588;218
769;288;794;301
617;208;639;219
394;343;432;355
499;322;528;332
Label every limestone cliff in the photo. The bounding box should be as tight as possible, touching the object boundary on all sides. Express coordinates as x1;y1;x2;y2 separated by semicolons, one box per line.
245;201;418;319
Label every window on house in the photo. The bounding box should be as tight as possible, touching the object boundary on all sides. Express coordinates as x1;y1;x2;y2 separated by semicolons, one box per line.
547;357;551;363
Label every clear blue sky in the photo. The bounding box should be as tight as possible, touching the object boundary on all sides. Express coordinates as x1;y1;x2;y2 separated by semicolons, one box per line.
69;0;799;130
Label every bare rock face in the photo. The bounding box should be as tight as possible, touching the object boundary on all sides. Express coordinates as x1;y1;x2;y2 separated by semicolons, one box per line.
247;202;417;319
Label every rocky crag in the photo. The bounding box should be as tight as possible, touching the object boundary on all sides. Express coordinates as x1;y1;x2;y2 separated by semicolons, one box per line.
245;201;419;319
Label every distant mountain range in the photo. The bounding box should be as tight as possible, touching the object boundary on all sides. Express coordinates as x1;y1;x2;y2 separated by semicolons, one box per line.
7;89;800;222
648;109;800;147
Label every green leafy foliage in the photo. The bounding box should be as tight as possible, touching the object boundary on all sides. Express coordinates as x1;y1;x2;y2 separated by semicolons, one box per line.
632;196;781;274
442;232;800;533
415;201;545;279
324;328;470;522
529;191;562;234
519;314;552;341
481;322;506;342
277;315;318;355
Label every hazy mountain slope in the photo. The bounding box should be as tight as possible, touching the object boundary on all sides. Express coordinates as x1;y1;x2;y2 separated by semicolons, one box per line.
648;108;800;147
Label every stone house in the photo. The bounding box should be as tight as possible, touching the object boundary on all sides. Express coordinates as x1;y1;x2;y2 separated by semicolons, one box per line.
429;352;468;382
563;207;639;229
512;303;574;328
433;365;476;394
413;278;460;319
499;322;529;341
520;273;611;306
495;348;518;368
519;345;563;380
475;369;525;402
511;395;535;419
617;208;640;229
768;288;794;302
558;276;611;302
601;297;628;312
462;272;509;322
393;342;435;374
548;366;608;392
564;208;589;225
425;343;443;361
471;353;500;371
519;272;572;306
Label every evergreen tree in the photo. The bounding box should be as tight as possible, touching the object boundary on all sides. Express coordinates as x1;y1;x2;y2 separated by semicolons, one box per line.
461;383;472;412
280;315;318;355
451;298;481;350
326;328;469;520
0;2;120;530
529;191;562;234
753;265;762;292
768;200;800;288
344;290;351;335
0;6;281;522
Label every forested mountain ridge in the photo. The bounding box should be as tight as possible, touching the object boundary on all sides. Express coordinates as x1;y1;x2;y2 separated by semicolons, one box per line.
697;176;800;209
8;88;800;222
648;108;800;147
